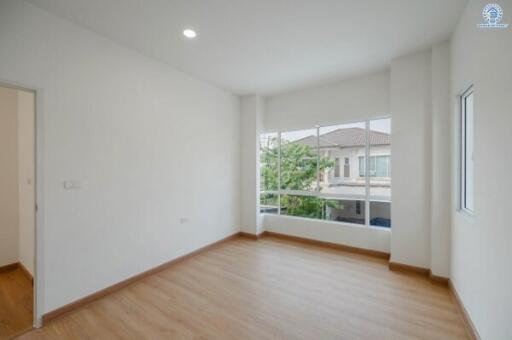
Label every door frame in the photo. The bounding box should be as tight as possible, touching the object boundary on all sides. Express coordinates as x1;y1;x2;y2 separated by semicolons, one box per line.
0;78;45;328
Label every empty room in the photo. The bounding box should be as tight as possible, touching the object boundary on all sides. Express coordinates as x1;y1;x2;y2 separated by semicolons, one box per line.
0;0;510;339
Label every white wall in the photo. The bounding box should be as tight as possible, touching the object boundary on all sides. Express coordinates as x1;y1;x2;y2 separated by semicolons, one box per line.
265;70;390;132
430;41;451;278
451;1;512;339
389;50;432;269
0;86;19;267
240;95;264;235
262;70;391;253
264;214;391;253
18;90;36;276
0;0;240;316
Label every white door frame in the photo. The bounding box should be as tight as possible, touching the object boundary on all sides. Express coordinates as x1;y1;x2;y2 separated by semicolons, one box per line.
0;78;45;328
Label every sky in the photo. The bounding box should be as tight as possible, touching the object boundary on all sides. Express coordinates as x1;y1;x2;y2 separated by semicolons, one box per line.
265;118;391;142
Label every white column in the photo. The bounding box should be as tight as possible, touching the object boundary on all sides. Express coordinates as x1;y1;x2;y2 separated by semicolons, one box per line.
390;50;433;269
240;95;264;235
430;41;451;278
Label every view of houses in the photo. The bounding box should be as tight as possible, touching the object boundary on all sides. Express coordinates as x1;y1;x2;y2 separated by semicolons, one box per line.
295;126;391;197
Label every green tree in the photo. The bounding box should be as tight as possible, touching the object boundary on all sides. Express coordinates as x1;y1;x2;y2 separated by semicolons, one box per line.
260;138;333;191
260;137;279;191
260;137;340;218
280;141;332;190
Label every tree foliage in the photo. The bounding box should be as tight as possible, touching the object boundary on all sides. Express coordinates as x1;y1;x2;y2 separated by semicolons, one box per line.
260;138;333;191
260;137;342;218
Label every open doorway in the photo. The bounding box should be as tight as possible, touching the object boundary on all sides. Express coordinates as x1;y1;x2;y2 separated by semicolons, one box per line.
0;84;36;338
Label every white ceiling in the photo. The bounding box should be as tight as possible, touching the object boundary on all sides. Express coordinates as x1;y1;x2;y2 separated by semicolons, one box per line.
27;0;467;95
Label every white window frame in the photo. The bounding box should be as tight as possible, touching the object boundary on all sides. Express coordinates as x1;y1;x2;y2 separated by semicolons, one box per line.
259;117;391;228
460;86;474;214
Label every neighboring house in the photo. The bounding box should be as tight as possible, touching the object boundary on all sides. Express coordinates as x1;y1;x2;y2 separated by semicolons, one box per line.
291;127;391;226
292;127;391;197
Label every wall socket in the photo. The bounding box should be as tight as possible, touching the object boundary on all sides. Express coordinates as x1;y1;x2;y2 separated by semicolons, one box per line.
63;180;82;189
179;217;189;224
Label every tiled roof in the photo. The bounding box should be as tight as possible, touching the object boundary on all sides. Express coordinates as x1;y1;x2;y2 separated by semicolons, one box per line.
290;127;391;148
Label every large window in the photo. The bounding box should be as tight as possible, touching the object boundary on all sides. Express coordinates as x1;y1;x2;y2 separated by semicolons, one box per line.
259;118;392;228
460;87;474;213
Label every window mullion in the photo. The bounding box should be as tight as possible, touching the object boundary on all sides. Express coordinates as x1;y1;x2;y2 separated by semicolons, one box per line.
316;126;320;191
277;131;281;215
365;120;370;227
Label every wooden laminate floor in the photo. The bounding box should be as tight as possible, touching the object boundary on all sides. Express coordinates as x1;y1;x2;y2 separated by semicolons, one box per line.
19;236;468;339
0;267;33;340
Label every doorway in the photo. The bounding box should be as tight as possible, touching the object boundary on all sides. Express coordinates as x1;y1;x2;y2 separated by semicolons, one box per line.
0;84;36;338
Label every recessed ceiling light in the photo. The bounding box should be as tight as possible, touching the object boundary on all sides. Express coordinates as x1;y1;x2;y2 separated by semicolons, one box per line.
183;29;197;39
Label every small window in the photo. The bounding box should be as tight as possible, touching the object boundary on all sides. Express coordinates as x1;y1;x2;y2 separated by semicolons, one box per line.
461;86;474;213
375;156;390;177
358;155;390;177
359;156;365;177
344;157;350;177
334;157;340;178
356;200;361;215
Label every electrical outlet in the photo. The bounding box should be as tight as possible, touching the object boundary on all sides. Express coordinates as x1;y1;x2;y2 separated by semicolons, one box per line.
179;217;189;224
63;180;82;189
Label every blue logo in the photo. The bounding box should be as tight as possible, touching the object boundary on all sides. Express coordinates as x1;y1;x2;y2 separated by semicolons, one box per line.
478;4;509;28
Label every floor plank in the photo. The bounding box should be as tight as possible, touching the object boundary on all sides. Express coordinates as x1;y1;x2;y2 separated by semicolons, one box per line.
0;267;33;339
19;237;468;339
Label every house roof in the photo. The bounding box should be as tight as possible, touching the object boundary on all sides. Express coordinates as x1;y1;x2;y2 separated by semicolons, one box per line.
290;127;391;148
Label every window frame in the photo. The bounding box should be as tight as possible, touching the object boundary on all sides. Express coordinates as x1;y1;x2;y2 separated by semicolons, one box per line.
460;86;474;214
259;116;392;228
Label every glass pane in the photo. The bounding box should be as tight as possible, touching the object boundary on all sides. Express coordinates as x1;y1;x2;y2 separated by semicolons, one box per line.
370;201;391;228
324;199;365;225
376;156;390;177
280;194;324;219
280;195;365;225
280;128;318;191
318;122;366;200
369;118;392;227
260;132;278;191
260;192;278;214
